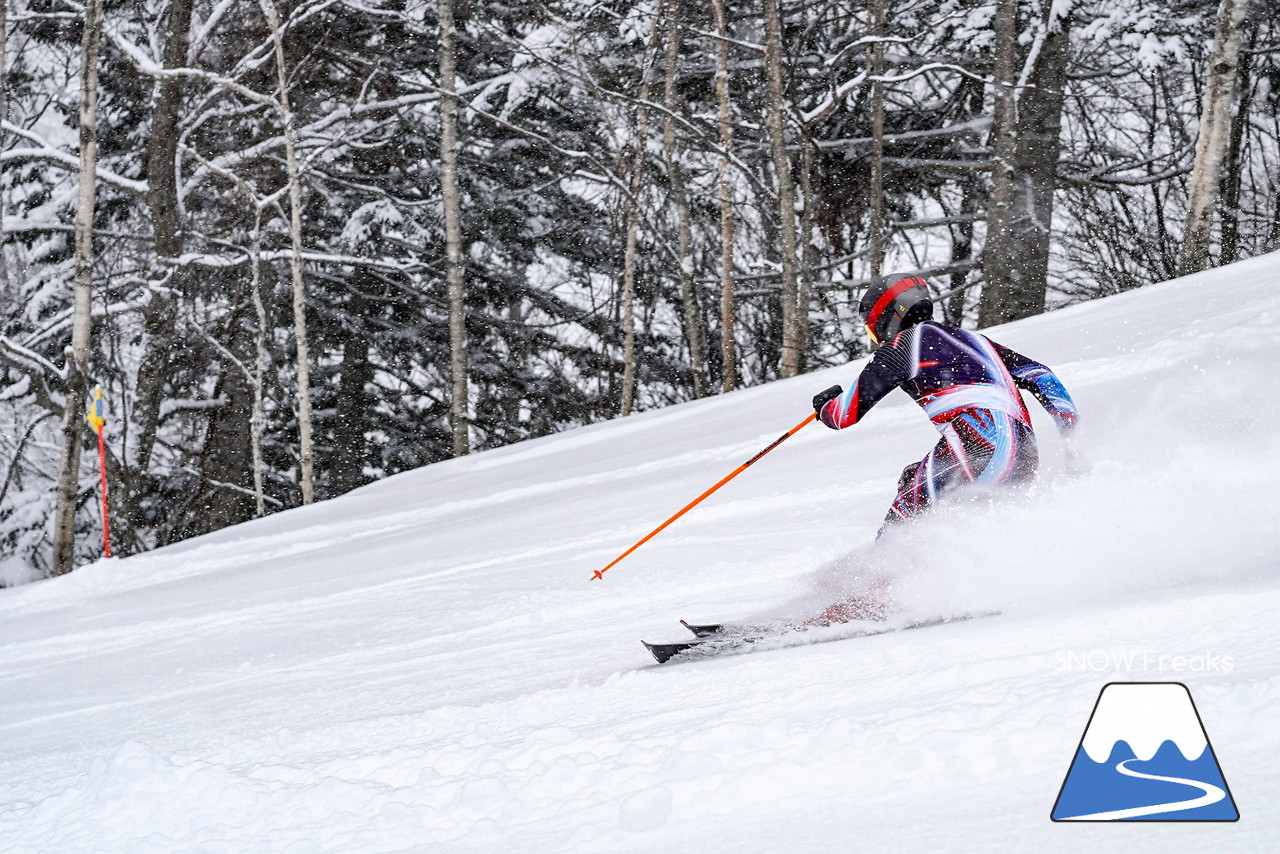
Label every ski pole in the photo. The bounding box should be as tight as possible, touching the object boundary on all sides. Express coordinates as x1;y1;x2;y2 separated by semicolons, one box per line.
592;412;817;580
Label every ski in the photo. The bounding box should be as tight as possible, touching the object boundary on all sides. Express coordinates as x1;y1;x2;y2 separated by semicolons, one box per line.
680;618;780;638
645;611;998;665
680;619;721;638
681;619;747;638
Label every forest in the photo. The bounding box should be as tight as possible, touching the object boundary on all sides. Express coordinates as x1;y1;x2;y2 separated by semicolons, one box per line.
1;0;1276;582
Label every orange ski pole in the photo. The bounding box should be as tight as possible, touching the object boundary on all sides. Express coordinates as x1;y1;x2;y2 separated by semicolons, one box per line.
592;412;817;580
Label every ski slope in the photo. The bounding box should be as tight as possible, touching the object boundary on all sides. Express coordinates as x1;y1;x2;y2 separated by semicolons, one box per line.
3;254;1280;852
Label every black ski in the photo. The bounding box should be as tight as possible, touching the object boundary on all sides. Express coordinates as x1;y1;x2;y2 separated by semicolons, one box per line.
681;619;748;638
645;611;997;664
680;619;781;638
680;619;721;638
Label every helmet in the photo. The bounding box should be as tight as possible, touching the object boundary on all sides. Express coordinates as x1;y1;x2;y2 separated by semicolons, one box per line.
858;274;934;345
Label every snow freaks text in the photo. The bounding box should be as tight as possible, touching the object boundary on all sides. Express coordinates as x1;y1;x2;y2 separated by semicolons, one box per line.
1054;650;1235;673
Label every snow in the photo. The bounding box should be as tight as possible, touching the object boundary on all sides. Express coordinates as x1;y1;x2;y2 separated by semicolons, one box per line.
3;252;1280;850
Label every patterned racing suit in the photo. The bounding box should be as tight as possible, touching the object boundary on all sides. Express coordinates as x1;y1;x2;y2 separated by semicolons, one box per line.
818;321;1079;530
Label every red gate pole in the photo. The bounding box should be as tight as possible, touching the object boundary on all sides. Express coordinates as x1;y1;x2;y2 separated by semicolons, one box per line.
97;425;111;558
86;386;111;558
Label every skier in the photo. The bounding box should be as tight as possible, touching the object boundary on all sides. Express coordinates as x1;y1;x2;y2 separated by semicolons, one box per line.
807;274;1080;622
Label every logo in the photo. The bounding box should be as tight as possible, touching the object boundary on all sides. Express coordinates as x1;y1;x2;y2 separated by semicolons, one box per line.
1051;682;1238;821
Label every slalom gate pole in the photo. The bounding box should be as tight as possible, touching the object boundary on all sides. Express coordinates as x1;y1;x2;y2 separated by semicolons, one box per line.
86;386;111;558
96;426;111;558
591;412;817;581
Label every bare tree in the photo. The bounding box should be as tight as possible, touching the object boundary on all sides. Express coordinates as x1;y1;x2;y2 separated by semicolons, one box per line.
259;0;317;499
619;0;665;416
977;0;1017;329
1178;0;1255;276
982;0;1073;325
763;0;803;377
867;0;886;281
980;0;1073;325
249;206;269;517
711;0;738;391
1218;19;1257;265
661;0;706;398
1;0;7;268
52;0;105;575
130;0;194;548
439;0;470;453
944;176;980;323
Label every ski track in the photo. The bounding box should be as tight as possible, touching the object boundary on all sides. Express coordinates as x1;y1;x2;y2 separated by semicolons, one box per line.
2;253;1280;851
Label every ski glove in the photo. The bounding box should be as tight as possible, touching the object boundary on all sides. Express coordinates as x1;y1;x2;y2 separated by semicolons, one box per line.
812;384;843;415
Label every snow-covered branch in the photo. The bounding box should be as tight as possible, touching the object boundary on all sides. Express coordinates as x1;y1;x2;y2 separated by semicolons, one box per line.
2;122;148;195
0;337;62;413
159;397;229;421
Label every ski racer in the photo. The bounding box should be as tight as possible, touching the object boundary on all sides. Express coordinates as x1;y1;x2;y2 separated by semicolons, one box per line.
812;274;1081;536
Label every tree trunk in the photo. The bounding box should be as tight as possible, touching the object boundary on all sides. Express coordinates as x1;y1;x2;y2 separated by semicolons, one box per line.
867;0;886;282
170;352;256;541
977;0;1017;328
131;0;195;547
660;0;707;399
439;0;470;453
946;177;979;323
52;0;104;576
249;206;268;517
1;0;7;276
980;0;1072;325
711;0;737;391
146;0;192;260
797;129;816;359
331;291;373;496
619;0;665;416
1268;166;1280;252
1177;0;1254;276
1217;20;1256;266
763;0;803;377
259;0;316;499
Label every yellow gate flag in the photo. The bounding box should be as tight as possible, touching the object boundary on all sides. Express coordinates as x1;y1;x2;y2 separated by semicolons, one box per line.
85;386;106;433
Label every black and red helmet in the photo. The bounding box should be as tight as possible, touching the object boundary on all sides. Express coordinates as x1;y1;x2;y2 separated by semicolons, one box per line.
858;274;934;345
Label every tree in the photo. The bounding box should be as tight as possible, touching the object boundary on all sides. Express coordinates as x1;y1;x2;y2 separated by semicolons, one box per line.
661;0;707;398
51;0;104;575
980;0;1075;326
259;0;317;501
1177;0;1255;276
439;0;470;455
710;0;738;391
1;0;7;268
763;0;803;377
866;0;887;282
1218;17;1258;266
618;0;664;416
130;0;195;548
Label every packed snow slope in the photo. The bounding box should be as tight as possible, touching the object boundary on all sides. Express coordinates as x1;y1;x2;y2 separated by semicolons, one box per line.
4;254;1280;853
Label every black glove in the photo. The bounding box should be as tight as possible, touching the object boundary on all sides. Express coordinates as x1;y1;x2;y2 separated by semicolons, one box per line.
812;384;843;415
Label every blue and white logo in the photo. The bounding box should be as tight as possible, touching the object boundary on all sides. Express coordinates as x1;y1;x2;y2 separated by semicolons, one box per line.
1051;682;1238;821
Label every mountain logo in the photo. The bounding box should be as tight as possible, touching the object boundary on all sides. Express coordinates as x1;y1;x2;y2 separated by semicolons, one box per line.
1051;682;1239;821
